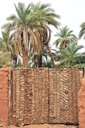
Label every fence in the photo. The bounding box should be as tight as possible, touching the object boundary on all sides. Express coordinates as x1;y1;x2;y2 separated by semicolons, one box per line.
8;68;80;126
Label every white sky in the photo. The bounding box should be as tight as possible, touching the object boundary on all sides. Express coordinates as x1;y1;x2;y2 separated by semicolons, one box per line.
0;0;85;51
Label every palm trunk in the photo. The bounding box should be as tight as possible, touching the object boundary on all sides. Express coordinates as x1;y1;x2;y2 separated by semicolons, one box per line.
48;46;55;67
22;28;29;67
37;54;42;67
22;46;28;67
21;29;29;67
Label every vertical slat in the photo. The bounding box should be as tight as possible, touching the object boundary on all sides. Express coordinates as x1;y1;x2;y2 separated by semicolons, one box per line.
24;69;32;124
12;69;16;125
34;68;39;123
19;69;25;125
8;70;13;124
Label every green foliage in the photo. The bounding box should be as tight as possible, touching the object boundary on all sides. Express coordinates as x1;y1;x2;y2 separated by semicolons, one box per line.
1;2;85;68
54;26;77;48
79;22;85;39
0;51;11;67
55;42;84;68
2;2;60;67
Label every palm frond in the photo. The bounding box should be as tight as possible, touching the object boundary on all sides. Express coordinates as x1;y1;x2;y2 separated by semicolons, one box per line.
79;22;85;39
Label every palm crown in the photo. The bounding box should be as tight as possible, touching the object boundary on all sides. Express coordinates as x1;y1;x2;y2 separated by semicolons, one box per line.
54;26;77;49
79;22;85;39
2;2;60;67
56;42;83;67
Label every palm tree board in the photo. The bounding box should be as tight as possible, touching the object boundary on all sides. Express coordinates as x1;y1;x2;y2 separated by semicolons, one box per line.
9;68;49;125
9;68;80;126
48;68;80;125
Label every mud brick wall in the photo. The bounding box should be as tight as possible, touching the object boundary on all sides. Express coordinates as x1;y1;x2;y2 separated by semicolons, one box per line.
0;68;10;125
78;78;85;128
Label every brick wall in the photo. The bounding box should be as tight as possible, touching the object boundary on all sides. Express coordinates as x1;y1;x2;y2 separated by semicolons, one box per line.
78;78;85;128
0;68;9;125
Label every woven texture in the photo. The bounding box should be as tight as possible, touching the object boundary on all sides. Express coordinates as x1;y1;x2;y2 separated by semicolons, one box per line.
11;68;49;125
48;68;80;124
10;68;80;126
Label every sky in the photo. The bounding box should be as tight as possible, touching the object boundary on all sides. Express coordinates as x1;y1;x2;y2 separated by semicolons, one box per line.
0;0;85;51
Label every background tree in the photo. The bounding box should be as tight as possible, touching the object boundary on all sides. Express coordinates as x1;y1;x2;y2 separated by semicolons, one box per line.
54;26;77;49
0;52;11;67
79;22;85;39
55;42;84;67
0;30;18;66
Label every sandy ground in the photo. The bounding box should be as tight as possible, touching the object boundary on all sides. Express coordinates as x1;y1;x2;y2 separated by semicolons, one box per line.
0;124;78;128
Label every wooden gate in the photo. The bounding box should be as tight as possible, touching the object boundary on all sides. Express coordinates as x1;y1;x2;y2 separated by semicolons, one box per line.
48;68;80;125
9;68;80;126
10;68;49;125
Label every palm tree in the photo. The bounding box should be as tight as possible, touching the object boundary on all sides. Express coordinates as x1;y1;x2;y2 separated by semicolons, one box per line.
0;30;18;66
0;52;11;67
55;42;83;67
79;22;85;39
2;3;38;67
54;26;77;49
30;3;60;66
2;2;60;67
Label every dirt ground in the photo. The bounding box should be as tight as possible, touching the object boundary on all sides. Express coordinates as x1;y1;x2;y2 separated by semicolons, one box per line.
0;124;78;128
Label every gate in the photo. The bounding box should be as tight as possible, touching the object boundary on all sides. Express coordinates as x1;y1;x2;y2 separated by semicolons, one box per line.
9;68;49;125
48;68;80;125
9;68;80;126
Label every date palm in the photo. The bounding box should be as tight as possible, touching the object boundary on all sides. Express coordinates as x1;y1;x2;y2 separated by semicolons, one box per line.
0;30;18;66
55;42;83;67
2;3;38;67
2;2;60;67
79;22;85;39
54;26;77;49
0;52;11;67
30;3;60;66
